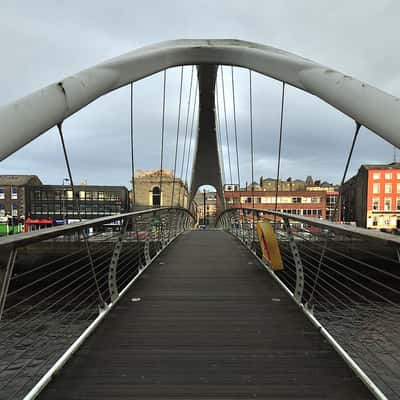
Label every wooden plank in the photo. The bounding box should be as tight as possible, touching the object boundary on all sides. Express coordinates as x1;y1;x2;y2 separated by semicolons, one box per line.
39;231;373;399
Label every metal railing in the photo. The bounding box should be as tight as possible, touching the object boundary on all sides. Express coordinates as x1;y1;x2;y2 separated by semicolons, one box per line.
217;207;400;400
0;207;194;400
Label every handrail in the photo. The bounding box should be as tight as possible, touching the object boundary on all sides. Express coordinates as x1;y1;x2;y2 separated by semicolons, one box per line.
0;207;195;399
0;207;194;249
217;207;400;245
217;206;400;399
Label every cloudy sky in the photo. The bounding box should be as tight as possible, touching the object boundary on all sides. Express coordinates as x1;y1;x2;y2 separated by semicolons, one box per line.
1;0;400;190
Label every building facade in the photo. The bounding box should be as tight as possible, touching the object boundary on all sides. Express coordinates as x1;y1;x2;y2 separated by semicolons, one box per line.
132;169;189;210
224;190;328;218
194;190;217;225
26;184;129;229
342;163;400;230
0;175;42;235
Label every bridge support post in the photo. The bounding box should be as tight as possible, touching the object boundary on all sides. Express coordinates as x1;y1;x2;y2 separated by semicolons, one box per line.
283;217;304;302
189;64;225;208
108;217;129;303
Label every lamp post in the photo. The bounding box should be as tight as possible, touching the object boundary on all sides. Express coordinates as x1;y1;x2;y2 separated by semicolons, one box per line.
62;178;70;225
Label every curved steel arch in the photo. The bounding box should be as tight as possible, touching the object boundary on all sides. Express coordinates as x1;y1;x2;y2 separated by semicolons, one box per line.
1;38;400;161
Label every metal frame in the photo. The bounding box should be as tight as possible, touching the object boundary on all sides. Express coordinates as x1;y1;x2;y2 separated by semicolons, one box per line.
108;217;129;302
234;235;388;400
0;207;194;250
22;226;187;400
0;248;17;321
282;217;304;302
2;39;400;161
217;207;400;246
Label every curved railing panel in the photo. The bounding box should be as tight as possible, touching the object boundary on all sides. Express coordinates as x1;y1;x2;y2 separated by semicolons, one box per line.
217;207;400;400
0;207;194;399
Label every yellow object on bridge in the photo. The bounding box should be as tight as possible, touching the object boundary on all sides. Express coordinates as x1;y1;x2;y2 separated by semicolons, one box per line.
256;221;284;271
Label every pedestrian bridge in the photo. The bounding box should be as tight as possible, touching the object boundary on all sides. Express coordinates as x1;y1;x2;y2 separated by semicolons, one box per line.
0;207;399;399
1;39;400;399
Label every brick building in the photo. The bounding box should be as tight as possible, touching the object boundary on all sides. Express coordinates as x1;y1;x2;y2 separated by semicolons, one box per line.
341;162;400;230
0;175;42;235
224;190;328;218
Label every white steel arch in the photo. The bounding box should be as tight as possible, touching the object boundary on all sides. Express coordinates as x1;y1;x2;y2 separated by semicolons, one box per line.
1;39;400;160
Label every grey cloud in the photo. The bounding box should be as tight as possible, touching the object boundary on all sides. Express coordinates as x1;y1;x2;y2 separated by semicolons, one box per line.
0;0;398;190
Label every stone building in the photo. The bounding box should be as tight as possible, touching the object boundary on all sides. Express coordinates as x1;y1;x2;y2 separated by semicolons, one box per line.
132;169;189;210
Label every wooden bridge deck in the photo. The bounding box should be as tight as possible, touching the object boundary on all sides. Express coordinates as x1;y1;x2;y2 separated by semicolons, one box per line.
39;230;372;399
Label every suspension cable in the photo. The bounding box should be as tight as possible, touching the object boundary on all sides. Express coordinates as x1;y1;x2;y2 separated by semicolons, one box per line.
130;83;136;209
57;123;75;191
333;122;362;221
308;121;362;305
249;70;255;245
171;66;184;207
159;69;167;207
274;82;286;223
178;66;195;205
220;66;233;184
231;66;241;189
215;84;226;185
56;123;104;307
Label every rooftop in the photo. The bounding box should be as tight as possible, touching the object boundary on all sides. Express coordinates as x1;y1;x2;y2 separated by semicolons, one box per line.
361;162;400;170
0;175;42;186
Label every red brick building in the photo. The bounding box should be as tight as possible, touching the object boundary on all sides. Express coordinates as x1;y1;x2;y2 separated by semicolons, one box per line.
342;163;400;230
224;189;334;219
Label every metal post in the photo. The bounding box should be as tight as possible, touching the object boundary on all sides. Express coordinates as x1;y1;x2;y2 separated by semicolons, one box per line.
0;247;17;321
83;230;106;309
108;217;129;302
203;189;206;226
283;217;304;303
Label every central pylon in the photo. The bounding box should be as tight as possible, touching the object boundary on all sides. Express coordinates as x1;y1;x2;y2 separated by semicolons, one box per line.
189;64;225;209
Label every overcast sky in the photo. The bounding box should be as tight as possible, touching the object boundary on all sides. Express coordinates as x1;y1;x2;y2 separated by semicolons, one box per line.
1;0;400;190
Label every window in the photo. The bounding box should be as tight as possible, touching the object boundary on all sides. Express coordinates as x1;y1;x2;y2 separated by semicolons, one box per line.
372;173;381;179
98;192;104;201
372;198;379;210
372;217;378;226
246;197;252;203
12;204;18;217
385;183;392;194
397;199;400;211
0;188;4;200
0;204;4;216
384;198;391;211
311;197;320;203
152;187;161;207
11;187;17;199
372;183;380;194
292;197;301;203
385;173;392;180
397;173;400;180
397;183;400;194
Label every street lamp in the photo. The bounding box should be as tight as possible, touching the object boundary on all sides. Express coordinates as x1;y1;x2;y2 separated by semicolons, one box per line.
62;178;70;225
